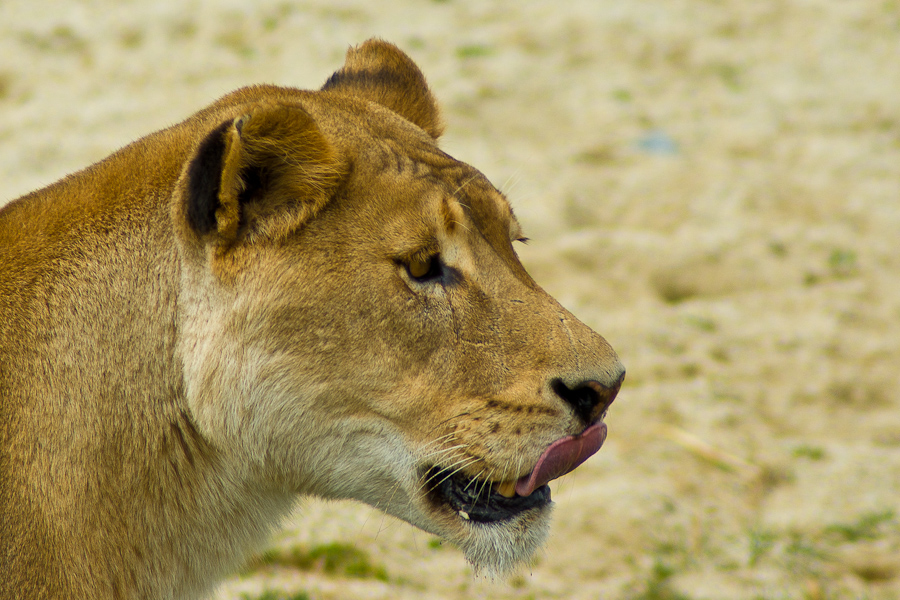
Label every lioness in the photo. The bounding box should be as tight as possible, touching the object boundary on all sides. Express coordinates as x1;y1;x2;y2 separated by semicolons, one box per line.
0;39;624;598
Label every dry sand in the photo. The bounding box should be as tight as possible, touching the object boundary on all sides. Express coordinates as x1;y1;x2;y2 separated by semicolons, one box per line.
2;1;899;599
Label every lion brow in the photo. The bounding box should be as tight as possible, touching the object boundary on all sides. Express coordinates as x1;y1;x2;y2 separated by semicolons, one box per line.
440;194;471;236
447;189;523;245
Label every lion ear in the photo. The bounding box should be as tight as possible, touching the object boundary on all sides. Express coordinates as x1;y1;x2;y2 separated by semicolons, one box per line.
322;38;444;139
182;104;344;245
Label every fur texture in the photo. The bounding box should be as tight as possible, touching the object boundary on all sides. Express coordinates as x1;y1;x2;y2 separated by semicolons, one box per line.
0;39;623;599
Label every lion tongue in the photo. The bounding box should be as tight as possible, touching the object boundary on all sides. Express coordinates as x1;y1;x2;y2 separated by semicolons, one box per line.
514;422;608;497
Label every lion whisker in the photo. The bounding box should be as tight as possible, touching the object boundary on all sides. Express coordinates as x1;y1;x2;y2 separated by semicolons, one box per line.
422;456;481;492
450;219;472;234
419;444;467;462
451;174;480;198
463;468;487;493
478;466;498;501
500;169;522;197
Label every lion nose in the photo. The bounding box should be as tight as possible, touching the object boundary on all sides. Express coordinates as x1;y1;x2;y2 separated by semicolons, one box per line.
551;369;625;424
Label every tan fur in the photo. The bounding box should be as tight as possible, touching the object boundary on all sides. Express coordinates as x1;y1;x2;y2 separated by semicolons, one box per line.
0;39;623;599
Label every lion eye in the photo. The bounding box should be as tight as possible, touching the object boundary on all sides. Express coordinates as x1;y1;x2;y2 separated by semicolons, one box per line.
406;254;442;281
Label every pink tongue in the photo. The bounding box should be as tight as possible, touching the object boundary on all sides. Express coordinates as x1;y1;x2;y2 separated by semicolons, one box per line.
515;422;608;497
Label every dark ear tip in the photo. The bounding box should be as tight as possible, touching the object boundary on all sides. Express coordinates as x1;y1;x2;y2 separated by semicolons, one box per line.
186;120;232;234
321;40;443;139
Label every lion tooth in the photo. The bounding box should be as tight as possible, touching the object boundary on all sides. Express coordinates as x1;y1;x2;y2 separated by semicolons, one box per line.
495;480;517;498
458;510;470;520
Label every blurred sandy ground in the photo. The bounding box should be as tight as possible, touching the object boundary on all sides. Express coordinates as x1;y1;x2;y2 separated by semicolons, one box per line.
2;1;899;599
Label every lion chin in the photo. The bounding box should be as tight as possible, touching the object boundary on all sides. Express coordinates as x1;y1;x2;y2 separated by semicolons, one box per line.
454;508;553;577
393;466;555;577
0;38;623;599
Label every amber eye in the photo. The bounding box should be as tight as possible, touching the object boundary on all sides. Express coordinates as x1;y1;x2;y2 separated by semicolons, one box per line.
406;254;442;281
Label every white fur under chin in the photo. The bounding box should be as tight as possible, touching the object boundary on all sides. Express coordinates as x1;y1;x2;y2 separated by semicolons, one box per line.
458;505;553;578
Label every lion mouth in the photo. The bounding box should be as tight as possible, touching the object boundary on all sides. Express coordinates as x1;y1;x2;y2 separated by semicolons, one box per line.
425;421;609;523
514;420;608;496
425;467;551;523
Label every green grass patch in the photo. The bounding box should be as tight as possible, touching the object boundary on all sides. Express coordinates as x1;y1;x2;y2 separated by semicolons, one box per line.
612;89;633;102
683;314;717;332
248;542;388;581
828;248;858;277
747;528;777;567
456;44;493;59
791;444;826;460
784;532;830;571
631;559;694;600
241;590;310;600
714;63;742;91
825;509;895;542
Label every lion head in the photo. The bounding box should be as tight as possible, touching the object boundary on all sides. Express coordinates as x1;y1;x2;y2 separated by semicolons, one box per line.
174;39;625;576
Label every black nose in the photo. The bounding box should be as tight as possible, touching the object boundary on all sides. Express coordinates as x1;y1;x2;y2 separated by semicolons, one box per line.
551;371;624;424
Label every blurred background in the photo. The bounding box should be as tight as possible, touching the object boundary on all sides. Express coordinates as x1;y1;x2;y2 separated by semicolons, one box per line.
2;1;898;598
